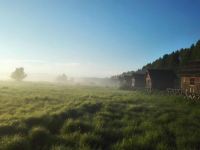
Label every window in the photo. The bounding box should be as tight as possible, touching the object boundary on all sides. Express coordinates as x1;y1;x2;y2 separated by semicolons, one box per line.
190;78;195;85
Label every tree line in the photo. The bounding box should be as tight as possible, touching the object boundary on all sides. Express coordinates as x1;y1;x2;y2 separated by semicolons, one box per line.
142;40;200;72
10;67;68;82
114;39;200;79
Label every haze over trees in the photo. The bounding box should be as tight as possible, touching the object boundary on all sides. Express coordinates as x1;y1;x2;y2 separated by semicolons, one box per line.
56;74;68;82
11;67;27;81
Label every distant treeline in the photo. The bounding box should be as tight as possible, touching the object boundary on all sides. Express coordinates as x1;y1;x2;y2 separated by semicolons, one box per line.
114;40;200;78
142;40;200;72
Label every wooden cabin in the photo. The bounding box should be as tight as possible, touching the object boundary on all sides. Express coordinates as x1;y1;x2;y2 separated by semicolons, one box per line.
131;73;145;89
119;73;145;89
180;60;200;94
146;69;177;90
119;74;133;89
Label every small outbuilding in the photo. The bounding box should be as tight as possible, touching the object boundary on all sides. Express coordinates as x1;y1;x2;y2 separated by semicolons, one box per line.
119;73;145;89
131;73;145;89
146;69;177;90
180;60;200;94
119;74;133;89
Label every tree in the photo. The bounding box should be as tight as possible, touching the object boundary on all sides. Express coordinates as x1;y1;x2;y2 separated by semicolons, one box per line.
141;39;200;72
56;74;68;82
11;67;27;81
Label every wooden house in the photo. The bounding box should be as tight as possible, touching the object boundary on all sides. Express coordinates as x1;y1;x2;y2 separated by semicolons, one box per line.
119;74;133;89
119;73;145;89
180;60;200;94
146;69;177;90
131;73;145;89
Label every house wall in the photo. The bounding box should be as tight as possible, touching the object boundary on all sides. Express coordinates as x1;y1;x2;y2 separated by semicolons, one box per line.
145;74;152;89
131;77;145;89
146;73;175;90
135;77;145;88
131;78;135;87
152;78;175;90
181;76;200;93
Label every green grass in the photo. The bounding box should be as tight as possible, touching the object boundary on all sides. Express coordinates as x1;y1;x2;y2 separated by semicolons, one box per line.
0;81;200;150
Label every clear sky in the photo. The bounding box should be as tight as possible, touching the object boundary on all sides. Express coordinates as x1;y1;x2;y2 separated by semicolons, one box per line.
0;0;200;79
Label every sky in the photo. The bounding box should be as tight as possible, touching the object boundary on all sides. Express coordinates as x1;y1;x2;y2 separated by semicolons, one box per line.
0;0;200;80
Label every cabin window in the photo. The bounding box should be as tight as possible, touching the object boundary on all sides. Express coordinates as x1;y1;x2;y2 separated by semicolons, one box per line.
190;78;195;85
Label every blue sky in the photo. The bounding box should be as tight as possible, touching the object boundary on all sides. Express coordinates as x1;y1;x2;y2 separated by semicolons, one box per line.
0;0;200;78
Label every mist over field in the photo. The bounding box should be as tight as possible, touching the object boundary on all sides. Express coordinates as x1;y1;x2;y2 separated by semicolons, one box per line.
1;0;200;150
0;60;120;87
0;72;118;87
0;59;125;85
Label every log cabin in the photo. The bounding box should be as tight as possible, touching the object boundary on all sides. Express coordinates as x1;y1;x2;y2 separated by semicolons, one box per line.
119;73;145;89
119;74;132;89
131;73;145;89
146;69;177;90
180;60;200;94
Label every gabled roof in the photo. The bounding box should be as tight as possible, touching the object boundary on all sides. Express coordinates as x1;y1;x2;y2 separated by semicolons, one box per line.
147;69;177;81
180;60;200;76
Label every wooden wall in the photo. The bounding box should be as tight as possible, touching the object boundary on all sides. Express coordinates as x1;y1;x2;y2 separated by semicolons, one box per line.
145;73;152;89
181;76;200;94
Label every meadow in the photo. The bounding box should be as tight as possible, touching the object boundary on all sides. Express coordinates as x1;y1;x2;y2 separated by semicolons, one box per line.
0;82;200;150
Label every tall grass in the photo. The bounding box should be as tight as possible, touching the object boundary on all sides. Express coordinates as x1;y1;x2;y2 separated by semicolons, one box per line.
0;81;200;149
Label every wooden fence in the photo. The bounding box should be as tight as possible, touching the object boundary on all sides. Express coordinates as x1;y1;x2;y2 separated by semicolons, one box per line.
166;88;200;101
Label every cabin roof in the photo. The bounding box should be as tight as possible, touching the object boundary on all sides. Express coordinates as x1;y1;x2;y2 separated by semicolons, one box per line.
180;60;200;77
147;69;177;81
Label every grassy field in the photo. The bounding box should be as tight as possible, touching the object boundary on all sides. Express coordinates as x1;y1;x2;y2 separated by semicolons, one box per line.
0;82;200;150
